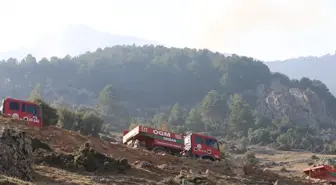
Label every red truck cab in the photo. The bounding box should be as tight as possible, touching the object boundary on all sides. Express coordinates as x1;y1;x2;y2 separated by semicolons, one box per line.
183;132;221;161
0;97;43;128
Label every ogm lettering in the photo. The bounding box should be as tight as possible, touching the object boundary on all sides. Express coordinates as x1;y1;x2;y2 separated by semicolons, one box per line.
153;129;171;137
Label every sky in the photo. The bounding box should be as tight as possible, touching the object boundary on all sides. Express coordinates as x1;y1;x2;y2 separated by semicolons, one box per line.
1;0;336;61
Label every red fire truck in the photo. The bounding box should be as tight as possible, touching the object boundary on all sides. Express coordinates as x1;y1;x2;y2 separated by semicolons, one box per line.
122;125;221;161
0;97;43;128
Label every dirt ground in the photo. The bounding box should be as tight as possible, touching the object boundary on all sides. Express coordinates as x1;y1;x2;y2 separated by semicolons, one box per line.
255;148;336;178
0;117;322;185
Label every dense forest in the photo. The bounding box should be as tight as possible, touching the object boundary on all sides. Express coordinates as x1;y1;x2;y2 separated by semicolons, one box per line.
2;45;336;153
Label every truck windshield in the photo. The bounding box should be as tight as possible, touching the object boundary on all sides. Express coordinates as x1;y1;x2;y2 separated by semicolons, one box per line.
205;138;219;149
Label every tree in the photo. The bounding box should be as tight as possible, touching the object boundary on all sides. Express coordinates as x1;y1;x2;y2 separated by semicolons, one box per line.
168;103;184;127
161;121;169;131
227;94;253;137
129;119;138;130
57;107;79;130
97;85;129;130
29;83;42;101
185;108;205;132
33;98;59;126
200;90;227;123
78;112;104;136
98;85;118;116
152;113;168;128
28;84;58;126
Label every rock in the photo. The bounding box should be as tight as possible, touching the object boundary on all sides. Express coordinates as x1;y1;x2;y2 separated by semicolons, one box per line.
274;180;292;185
157;178;179;185
307;162;314;166
37;141;131;173
74;141;131;172
31;137;53;152
263;168;271;173
243;164;254;175
133;160;153;168
157;164;168;169
0;127;33;181
280;167;289;172
255;80;333;125
178;174;215;185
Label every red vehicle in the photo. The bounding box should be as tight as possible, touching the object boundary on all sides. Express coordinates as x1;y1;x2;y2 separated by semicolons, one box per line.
122;125;221;161
0;97;43;128
303;161;336;185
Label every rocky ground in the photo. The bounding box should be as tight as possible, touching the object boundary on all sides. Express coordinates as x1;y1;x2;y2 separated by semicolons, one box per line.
0;117;328;185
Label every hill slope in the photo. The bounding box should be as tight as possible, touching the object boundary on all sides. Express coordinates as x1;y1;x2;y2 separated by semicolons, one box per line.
0;117;314;185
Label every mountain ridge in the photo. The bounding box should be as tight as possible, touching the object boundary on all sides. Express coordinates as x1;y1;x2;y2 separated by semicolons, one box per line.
0;24;162;61
265;52;336;94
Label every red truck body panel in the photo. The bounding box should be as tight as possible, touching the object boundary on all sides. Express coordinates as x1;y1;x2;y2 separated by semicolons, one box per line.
1;97;43;128
303;165;336;182
153;139;184;150
123;125;184;148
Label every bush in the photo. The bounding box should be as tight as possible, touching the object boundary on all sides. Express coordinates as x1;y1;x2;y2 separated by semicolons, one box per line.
32;98;59;126
243;152;258;165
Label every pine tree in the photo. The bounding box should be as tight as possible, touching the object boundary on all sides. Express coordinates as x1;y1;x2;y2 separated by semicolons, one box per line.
228;94;253;137
29;83;42;101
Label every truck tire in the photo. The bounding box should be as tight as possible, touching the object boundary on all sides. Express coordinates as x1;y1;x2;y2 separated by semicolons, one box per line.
201;156;215;162
153;147;167;154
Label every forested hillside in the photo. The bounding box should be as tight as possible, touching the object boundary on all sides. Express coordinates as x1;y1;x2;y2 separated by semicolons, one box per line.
1;45;336;153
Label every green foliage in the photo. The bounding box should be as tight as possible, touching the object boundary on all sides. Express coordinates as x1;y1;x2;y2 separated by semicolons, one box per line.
243;152;258;165
98;85;117;115
29;83;42;101
220;56;271;93
98;85;129;131
228;94;253;137
32;98;58;126
168;103;184;127
151;113;168;127
78;112;104;137
200;90;227;123
29;83;59;126
57;106;81;130
185;108;204;132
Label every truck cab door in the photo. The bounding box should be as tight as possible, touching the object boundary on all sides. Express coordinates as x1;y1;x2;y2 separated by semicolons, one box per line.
190;135;206;156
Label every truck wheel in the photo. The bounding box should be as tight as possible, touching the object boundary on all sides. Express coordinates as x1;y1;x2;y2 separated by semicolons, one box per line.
202;156;215;162
153;147;167;155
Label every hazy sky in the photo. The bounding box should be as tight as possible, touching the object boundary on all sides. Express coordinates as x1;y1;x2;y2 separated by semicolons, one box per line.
1;0;336;61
